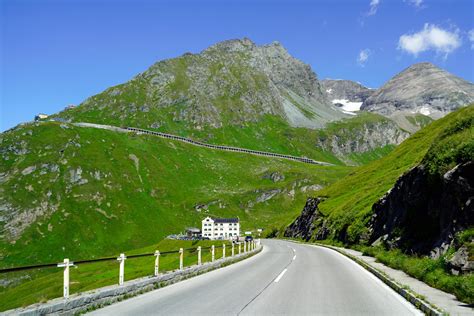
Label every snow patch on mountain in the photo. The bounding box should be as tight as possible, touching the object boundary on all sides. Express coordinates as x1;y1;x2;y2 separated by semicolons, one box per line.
331;99;363;112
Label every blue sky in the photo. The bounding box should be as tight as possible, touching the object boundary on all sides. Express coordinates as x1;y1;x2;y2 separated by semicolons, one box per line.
1;0;473;131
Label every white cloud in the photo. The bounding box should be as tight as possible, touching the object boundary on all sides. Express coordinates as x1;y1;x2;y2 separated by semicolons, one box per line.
469;29;474;49
367;0;380;16
357;49;371;66
398;24;461;59
406;0;424;8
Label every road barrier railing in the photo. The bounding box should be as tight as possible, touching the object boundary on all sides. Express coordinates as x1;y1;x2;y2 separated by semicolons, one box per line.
124;126;333;166
0;240;261;302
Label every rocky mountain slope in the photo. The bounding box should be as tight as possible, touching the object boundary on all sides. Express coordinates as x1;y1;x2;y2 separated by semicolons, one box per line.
362;62;474;119
52;38;345;131
34;38;415;166
315;112;409;165
321;79;374;113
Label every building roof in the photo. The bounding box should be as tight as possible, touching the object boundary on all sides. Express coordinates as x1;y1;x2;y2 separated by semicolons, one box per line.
213;217;239;223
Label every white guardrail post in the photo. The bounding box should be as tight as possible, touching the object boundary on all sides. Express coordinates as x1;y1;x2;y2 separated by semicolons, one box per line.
232;243;234;257
244;241;247;253
211;245;215;262
239;242;241;254
117;253;127;285
154;250;160;276
223;244;226;259
179;248;184;270
57;258;74;299
197;246;202;265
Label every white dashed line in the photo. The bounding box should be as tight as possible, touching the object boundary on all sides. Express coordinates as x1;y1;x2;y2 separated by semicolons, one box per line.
274;269;288;283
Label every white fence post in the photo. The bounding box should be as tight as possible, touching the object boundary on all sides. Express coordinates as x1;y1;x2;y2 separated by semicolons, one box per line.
244;241;247;253
211;245;215;262
179;248;184;270
154;250;160;276
57;258;74;299
223;244;226;259
117;253;127;285
239;242;241;254
232;243;234;257
197;246;202;265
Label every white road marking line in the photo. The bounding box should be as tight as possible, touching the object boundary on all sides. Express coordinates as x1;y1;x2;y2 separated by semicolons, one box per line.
292;248;296;252
293;255;296;260
274;268;288;283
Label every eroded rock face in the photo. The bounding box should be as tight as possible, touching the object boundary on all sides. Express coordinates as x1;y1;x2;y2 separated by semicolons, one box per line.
448;246;474;275
284;197;320;241
368;161;474;258
322;79;374;103
316;118;409;165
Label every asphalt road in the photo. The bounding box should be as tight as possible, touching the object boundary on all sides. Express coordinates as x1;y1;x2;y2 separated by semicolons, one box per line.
89;239;422;315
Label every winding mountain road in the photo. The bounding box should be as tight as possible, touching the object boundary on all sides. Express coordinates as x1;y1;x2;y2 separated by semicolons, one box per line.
88;239;421;315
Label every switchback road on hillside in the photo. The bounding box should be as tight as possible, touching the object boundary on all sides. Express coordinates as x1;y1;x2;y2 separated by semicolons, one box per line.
71;122;333;166
88;239;421;315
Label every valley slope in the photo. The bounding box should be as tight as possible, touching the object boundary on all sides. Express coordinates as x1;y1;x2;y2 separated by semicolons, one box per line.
0;121;351;267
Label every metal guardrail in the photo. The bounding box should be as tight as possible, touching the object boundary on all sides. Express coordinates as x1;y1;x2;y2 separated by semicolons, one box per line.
124;127;333;166
0;246;225;274
0;240;261;300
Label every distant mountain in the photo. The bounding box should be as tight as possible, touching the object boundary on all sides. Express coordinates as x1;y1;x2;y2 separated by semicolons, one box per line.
53;38;345;131
321;79;374;114
47;38;408;164
361;62;474;119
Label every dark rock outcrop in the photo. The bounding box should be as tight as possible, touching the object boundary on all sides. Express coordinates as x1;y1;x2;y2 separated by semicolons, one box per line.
368;161;474;259
284;197;331;241
284;197;321;241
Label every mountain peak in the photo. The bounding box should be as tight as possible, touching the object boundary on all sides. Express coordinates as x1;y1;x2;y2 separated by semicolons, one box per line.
407;62;437;69
362;63;474;118
205;37;256;53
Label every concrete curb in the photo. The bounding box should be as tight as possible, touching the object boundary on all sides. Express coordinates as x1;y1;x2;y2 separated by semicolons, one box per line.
4;246;263;316
287;240;445;316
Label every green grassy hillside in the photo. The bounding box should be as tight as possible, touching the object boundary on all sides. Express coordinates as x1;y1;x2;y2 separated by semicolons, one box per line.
315;105;474;243
0;121;351;267
0;239;235;311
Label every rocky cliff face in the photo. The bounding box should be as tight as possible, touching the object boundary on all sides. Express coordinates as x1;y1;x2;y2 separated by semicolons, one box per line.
322;79;373;103
284;197;319;241
315;113;410;165
368;161;474;260
361;63;474;119
284;197;330;241
55;38;345;130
